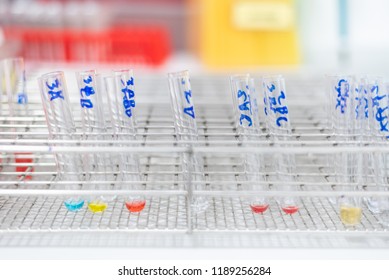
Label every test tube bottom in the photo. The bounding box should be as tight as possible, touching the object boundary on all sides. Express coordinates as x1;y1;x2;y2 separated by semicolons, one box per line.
281;206;299;215
250;204;269;214
88;201;108;213
64;198;85;212
340;206;362;226
125;199;146;213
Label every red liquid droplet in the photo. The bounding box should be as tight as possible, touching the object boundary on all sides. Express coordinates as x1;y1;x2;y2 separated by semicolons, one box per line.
15;153;34;180
282;206;299;215
250;204;269;214
125;200;146;213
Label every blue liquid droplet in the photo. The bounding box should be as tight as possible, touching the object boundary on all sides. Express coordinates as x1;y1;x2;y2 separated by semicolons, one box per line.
64;198;85;212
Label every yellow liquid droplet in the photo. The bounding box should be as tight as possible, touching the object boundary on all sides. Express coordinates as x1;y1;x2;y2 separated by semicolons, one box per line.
88;201;108;213
340;206;362;226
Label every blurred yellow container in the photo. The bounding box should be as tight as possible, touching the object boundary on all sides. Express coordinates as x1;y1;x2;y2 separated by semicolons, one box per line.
188;0;299;67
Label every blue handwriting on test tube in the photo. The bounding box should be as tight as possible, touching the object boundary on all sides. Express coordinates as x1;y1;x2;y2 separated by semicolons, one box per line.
376;107;389;132
17;93;28;104
46;79;64;101
355;87;369;119
181;78;195;119
371;85;389;133
121;78;135;118
266;83;288;127
237;85;253;127
335;79;349;114
80;76;94;108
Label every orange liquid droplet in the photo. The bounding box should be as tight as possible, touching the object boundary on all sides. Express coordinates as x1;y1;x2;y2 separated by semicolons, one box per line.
250;204;269;214
125;200;146;213
282;206;299;215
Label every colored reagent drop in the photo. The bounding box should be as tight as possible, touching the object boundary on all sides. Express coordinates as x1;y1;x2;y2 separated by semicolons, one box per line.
125;200;146;213
250;204;269;214
282;205;299;215
64;198;85;212
340;205;362;226
88;201;108;213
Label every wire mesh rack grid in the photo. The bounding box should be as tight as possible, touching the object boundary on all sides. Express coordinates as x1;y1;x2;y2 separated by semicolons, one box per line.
0;70;389;244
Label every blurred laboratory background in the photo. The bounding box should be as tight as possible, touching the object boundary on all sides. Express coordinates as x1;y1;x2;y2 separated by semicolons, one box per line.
0;0;388;73
2;0;389;255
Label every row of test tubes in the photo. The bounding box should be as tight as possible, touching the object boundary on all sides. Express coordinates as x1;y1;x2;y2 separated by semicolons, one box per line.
328;75;389;226
38;69;299;217
39;70;144;213
5;62;388;227
230;74;298;215
39;69;209;214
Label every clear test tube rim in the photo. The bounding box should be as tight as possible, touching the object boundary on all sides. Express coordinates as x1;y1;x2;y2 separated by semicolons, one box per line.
167;69;197;134
38;71;75;135
110;69;137;136
39;70;65;80
262;74;284;81
325;74;355;78
1;57;25;71
76;70;99;91
2;57;26;114
112;69;134;75
76;69;105;130
230;73;250;81
367;76;384;85
76;69;97;76
168;70;189;79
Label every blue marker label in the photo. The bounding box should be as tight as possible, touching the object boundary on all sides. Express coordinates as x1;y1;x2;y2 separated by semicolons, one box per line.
237;85;252;127
265;83;288;127
371;84;389;133
355;86;369;119
46;79;64;101
181;78;195;119
121;77;135;118
335;79;349;114
80;76;94;108
17;93;28;104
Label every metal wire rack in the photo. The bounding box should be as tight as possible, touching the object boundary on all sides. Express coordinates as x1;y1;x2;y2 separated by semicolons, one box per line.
1;71;389;242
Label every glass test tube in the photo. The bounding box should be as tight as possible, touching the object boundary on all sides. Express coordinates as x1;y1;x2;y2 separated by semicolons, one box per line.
105;69;145;213
1;58;33;178
355;76;372;205
327;75;362;226
263;75;299;215
354;76;376;214
249;78;261;136
76;69;111;213
370;79;389;225
168;70;208;213
38;71;84;211
1;57;28;116
230;74;268;214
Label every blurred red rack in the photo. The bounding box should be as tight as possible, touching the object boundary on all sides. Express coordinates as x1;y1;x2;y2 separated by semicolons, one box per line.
3;26;171;66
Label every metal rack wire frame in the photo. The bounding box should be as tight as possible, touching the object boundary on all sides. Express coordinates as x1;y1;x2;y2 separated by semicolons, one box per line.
1;74;389;235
